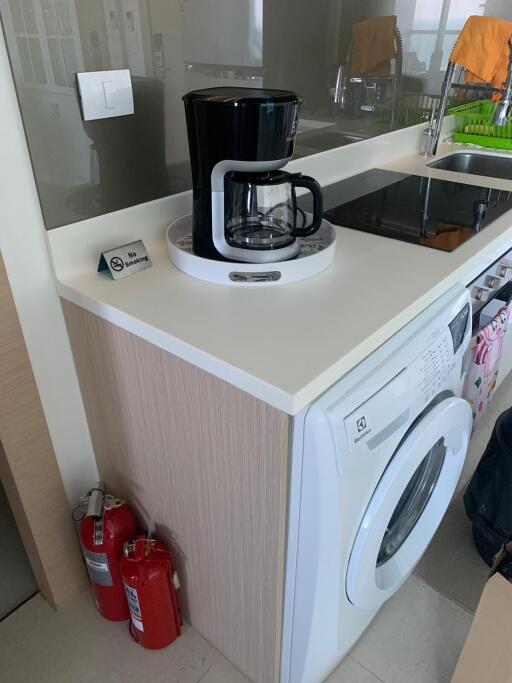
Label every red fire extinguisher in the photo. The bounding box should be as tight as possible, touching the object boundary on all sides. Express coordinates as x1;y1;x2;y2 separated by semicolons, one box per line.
120;535;182;649
75;484;137;621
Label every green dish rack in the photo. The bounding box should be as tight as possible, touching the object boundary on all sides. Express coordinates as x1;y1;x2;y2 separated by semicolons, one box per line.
448;99;512;150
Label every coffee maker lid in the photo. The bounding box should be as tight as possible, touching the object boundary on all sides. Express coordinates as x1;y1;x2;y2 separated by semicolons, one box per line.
182;87;301;106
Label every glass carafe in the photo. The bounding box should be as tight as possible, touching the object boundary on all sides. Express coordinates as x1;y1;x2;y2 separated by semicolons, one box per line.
224;171;323;256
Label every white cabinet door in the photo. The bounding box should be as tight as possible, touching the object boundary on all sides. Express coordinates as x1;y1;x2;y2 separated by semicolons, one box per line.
103;0;124;69
121;0;146;76
21;88;90;186
103;0;146;75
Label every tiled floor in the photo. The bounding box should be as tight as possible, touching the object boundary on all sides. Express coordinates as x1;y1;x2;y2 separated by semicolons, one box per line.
1;375;510;683
0;573;472;683
414;491;488;613
0;589;247;683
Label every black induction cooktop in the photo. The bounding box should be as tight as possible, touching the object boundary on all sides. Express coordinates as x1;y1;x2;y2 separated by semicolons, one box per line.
315;169;512;252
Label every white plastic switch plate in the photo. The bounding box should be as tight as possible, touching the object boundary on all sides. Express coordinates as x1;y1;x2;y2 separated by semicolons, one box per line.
77;69;134;121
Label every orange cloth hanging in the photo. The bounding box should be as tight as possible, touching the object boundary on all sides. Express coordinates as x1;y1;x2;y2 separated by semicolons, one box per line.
350;15;397;77
420;224;474;251
450;15;512;89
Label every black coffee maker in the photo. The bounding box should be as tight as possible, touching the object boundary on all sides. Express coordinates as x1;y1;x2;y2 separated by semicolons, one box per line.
183;88;323;263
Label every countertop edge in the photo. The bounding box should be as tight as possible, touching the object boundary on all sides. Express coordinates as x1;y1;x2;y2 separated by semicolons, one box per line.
57;280;298;414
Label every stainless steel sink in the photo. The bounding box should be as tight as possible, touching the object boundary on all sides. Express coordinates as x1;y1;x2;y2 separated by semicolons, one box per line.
428;152;512;180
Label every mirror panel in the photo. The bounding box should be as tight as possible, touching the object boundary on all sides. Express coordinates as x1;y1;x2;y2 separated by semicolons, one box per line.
1;0;511;229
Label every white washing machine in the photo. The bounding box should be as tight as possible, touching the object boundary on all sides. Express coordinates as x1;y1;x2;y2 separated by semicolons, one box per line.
281;283;473;683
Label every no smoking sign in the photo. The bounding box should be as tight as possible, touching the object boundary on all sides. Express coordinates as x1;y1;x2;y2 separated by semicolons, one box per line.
98;240;152;280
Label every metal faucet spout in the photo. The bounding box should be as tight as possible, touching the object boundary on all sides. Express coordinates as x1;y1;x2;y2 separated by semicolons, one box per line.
491;36;512;126
424;34;512;158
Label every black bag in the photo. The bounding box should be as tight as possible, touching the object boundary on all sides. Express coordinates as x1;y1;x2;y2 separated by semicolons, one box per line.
464;407;512;566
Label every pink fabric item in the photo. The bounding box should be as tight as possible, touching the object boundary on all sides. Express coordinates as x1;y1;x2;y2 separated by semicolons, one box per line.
463;305;510;433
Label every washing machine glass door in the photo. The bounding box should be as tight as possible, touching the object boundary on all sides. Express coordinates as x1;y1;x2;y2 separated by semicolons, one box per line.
346;396;472;610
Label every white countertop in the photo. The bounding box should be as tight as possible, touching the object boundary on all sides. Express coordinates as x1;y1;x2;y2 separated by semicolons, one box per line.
48;121;512;414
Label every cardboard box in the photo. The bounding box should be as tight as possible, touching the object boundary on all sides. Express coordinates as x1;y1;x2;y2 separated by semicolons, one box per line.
451;543;512;683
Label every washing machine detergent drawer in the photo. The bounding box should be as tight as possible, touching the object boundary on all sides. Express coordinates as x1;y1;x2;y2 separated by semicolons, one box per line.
343;371;410;454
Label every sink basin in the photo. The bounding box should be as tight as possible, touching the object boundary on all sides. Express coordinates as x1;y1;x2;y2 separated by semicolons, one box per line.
428;152;512;180
299;131;369;151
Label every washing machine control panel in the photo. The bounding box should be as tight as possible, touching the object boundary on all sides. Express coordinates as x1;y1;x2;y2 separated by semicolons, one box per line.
415;328;455;404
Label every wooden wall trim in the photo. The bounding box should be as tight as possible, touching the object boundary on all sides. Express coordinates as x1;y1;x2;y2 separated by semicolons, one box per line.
62;299;290;683
0;254;88;608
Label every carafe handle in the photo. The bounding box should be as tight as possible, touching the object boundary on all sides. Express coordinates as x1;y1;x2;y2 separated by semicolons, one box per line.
292;175;324;237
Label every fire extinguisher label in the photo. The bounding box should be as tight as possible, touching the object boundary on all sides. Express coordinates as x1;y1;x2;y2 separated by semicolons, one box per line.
124;584;141;616
131;615;144;632
124;583;144;631
81;547;113;586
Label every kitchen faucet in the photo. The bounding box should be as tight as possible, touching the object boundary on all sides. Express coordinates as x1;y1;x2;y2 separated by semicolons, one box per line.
424;35;512;158
332;64;349;110
491;37;512;126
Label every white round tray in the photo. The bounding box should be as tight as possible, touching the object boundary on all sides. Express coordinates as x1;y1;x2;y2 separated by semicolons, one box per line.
166;214;336;287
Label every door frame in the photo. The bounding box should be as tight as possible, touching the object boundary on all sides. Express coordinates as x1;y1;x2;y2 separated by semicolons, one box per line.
0;254;89;608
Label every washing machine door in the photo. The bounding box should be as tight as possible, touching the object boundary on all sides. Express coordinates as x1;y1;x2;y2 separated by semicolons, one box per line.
346;395;472;610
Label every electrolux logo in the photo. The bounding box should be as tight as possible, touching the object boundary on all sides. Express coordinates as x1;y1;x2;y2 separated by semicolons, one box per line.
354;415;371;444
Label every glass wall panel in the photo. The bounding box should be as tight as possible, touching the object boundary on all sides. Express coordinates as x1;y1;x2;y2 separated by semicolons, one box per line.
1;0;511;229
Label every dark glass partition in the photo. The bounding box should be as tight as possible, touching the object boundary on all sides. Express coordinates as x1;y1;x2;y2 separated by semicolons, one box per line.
1;0;511;229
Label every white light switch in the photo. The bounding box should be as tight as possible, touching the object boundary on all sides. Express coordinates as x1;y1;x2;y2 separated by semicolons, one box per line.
77;69;134;121
102;80;116;109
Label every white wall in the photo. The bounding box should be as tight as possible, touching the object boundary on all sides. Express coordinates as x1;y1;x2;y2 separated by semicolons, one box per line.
0;22;99;505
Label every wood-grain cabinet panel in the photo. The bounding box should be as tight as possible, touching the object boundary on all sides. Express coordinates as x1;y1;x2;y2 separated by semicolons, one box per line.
62;300;290;683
